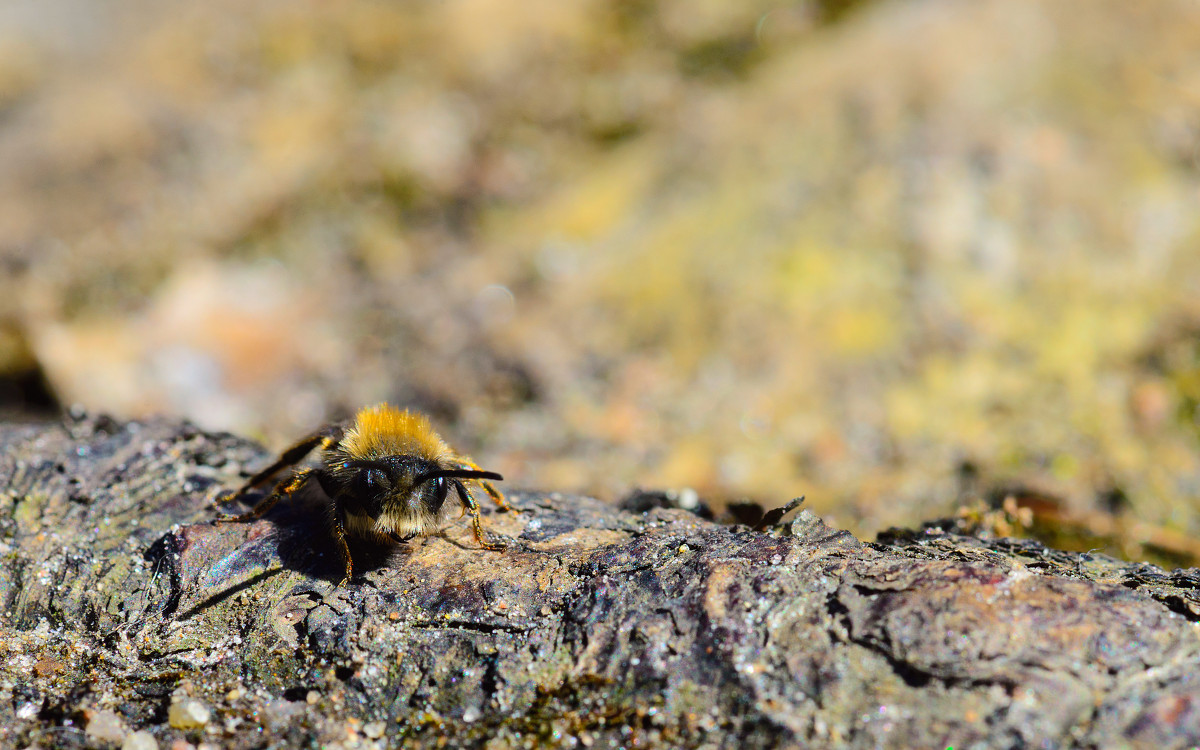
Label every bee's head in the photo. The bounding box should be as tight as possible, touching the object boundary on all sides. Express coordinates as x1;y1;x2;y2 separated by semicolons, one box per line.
341;458;502;520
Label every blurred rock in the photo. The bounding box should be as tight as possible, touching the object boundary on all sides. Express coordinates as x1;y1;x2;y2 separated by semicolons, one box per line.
122;731;159;750
86;709;128;744
167;700;210;730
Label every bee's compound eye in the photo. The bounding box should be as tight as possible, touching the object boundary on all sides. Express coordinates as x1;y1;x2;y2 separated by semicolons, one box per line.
430;476;449;512
354;468;386;499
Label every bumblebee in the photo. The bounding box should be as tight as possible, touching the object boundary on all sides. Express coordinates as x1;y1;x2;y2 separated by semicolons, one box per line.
214;403;513;583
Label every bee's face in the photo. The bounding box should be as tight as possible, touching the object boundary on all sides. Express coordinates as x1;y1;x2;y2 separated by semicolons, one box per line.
344;459;451;521
322;442;503;541
385;469;452;519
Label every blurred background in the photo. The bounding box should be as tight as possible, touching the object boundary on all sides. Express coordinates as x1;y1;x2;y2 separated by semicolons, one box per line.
1;0;1199;565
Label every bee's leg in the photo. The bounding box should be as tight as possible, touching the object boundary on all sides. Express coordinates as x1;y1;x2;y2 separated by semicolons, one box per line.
217;426;343;508
330;500;355;586
453;480;505;550
455;459;517;513
480;480;515;511
214;469;314;523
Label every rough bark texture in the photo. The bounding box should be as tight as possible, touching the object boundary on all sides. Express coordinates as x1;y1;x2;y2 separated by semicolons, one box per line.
2;412;1199;749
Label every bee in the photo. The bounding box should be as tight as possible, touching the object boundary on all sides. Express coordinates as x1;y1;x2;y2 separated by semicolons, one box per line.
213;403;513;584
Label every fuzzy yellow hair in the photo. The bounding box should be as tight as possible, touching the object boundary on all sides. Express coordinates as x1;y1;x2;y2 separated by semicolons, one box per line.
339;404;449;460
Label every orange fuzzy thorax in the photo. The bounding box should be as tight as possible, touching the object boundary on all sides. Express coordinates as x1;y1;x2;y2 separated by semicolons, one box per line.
340;404;449;460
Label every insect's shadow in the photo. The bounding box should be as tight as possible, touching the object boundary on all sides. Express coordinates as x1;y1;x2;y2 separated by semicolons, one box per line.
213;483;401;585
208;482;522;595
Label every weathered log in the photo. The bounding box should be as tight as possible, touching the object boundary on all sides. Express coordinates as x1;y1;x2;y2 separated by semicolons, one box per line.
1;412;1198;749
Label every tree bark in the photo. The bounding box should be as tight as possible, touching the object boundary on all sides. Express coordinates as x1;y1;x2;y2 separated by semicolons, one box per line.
2;412;1199;749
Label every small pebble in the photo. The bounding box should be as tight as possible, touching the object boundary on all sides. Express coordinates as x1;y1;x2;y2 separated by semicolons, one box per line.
789;509;821;536
168;699;211;729
87;709;128;743
33;657;64;677
306;690;320;705
676;488;700;510
263;698;300;729
122;731;159;750
363;721;386;739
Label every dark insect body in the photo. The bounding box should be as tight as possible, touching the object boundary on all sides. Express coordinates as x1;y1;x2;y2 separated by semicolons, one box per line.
213;403;512;583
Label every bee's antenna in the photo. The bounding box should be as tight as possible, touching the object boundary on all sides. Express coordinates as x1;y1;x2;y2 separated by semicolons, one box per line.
415;468;504;485
345;461;502;486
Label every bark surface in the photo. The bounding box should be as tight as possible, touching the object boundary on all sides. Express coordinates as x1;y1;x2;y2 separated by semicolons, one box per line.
2;412;1199;749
